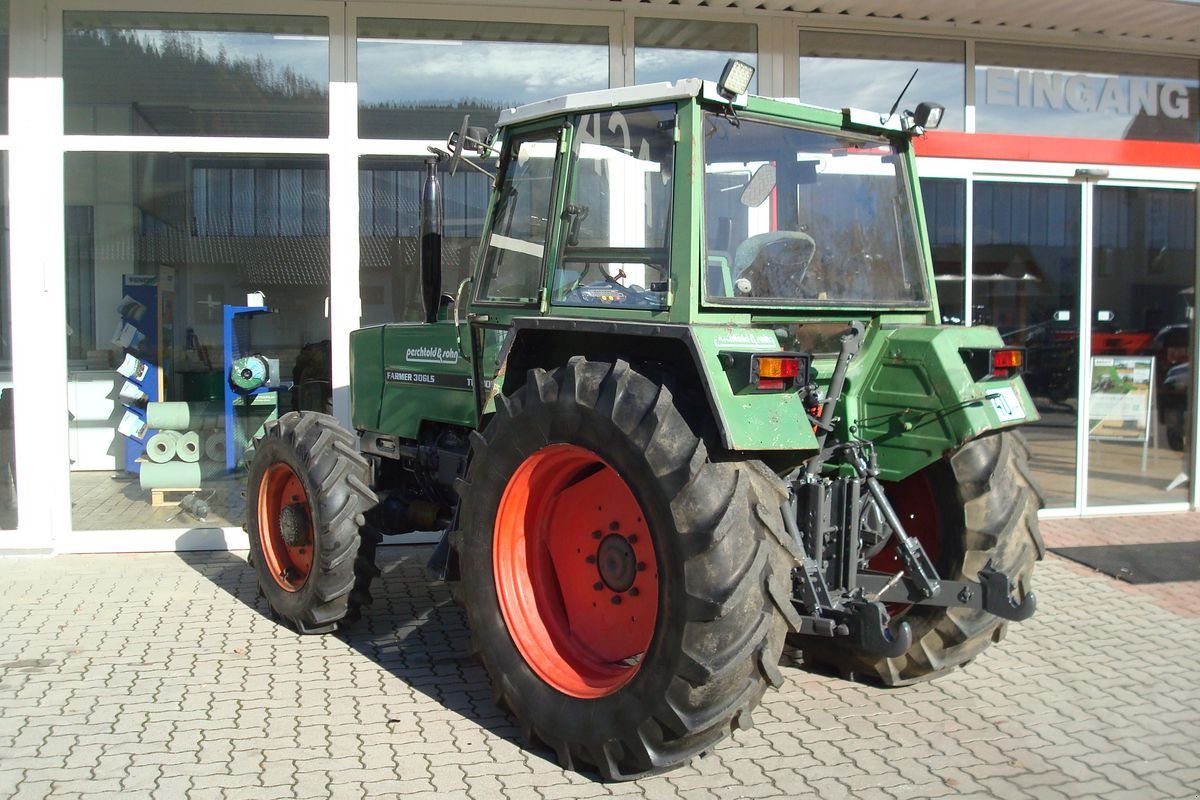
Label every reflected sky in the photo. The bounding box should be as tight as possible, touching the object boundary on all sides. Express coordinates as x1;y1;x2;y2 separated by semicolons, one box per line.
357;40;608;107
800;57;964;130
101;28;329;87
636;50;756;90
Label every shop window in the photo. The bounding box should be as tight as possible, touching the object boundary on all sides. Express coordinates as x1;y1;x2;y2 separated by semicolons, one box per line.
635;18;756;89
357;18;609;140
800;32;965;131
975;44;1199;142
921;178;966;324
64;12;329;137
64;152;330;532
0;155;13;528
359;158;492;325
192;165;328;237
1088;187;1195;507
974;180;1082;509
0;0;9;134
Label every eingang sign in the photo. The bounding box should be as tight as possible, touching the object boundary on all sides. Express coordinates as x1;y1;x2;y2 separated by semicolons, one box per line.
983;68;1190;119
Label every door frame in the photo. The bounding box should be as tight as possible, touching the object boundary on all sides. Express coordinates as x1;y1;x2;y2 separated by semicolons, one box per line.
920;157;1200;516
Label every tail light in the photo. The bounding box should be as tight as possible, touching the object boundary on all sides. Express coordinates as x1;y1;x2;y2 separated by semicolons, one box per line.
752;354;802;390
961;347;1025;381
719;351;811;392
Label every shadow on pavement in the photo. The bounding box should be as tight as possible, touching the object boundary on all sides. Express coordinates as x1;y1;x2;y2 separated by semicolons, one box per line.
174;544;565;773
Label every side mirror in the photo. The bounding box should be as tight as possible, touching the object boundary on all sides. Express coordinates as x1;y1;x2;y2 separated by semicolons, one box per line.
447;115;495;176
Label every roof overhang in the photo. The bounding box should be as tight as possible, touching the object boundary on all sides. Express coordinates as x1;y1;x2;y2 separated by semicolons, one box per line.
577;0;1200;55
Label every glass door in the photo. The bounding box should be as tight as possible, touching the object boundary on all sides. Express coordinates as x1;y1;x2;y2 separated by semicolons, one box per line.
1087;185;1196;509
973;179;1082;509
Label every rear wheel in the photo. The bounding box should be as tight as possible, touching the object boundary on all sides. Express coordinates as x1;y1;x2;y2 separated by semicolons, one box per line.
454;358;799;779
247;412;379;633
801;431;1044;686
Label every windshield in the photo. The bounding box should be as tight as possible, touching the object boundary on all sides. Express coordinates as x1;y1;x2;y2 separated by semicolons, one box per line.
703;112;928;308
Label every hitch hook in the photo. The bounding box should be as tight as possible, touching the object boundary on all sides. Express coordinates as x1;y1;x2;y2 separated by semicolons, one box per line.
845;599;912;658
978;561;1037;621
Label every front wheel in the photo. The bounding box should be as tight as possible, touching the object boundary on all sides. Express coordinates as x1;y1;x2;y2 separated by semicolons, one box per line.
801;431;1045;686
454;358;798;780
247;412;379;633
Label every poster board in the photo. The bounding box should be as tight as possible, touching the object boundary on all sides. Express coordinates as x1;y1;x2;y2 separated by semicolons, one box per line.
1088;355;1155;442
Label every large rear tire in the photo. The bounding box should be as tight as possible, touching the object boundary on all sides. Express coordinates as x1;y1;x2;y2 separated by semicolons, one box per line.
247;412;379;634
454;358;799;780
801;431;1044;686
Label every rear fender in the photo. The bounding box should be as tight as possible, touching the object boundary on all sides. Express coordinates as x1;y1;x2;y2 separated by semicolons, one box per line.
489;319;822;454
847;325;1039;481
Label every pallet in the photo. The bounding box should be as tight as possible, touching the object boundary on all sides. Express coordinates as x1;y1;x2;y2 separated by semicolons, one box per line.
151;488;201;508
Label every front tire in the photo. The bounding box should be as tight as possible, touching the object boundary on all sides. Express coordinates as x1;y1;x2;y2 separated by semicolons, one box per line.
247;412;379;634
454;358;798;779
801;431;1045;686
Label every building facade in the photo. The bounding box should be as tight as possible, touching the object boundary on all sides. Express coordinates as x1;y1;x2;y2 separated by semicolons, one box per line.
0;0;1197;554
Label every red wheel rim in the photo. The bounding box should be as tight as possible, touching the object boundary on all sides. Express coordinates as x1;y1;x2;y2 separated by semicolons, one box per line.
257;462;315;593
493;444;660;699
871;471;942;611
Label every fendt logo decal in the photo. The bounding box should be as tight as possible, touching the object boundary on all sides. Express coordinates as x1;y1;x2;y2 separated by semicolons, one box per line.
405;346;460;365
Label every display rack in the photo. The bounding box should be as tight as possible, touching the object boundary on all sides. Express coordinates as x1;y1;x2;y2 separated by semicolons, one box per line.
223;305;278;471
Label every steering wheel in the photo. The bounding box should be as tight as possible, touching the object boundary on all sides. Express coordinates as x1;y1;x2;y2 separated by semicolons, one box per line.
732;231;817;298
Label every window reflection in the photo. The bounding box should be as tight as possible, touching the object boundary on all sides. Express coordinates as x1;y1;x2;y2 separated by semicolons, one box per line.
357;19;609;140
975;44;1199;142
921;178;966;323
635;18;756;89
974;181;1082;509
800;32;965;131
64;12;329;137
65;153;331;531
0;155;13;529
359;157;492;325
1088;187;1195;506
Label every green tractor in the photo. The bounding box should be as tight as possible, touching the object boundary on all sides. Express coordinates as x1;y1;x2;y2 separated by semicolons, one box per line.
247;61;1043;780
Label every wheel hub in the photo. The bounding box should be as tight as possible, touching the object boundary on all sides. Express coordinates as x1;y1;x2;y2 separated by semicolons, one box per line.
493;443;660;699
597;533;636;593
278;503;310;547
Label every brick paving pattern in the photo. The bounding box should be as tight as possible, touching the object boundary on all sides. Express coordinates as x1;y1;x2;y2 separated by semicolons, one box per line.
1;514;1198;799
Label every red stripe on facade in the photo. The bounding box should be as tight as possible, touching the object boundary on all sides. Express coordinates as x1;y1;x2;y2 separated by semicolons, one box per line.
914;131;1200;169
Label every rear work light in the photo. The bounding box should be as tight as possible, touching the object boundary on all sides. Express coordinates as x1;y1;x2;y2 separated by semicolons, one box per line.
961;347;1025;381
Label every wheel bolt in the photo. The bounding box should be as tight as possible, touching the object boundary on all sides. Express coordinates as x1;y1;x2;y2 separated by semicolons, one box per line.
594;582;604;591
609;521;620;531
629;587;639;597
611;595;622;605
636;562;646;572
585;555;596;564
592;530;602;540
627;534;638;544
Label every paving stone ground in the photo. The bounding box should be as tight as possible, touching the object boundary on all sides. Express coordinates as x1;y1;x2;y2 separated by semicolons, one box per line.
1;514;1198;799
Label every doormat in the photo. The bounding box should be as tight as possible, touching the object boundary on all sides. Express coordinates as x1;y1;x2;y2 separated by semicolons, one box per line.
1051;542;1200;584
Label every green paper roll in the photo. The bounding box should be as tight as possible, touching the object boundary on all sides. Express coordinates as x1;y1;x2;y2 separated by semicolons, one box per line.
177;431;202;463
139;461;202;490
145;402;222;431
145;430;181;463
204;433;224;462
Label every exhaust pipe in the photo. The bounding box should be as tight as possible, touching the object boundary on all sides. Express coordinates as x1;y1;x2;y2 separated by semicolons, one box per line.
420;156;443;324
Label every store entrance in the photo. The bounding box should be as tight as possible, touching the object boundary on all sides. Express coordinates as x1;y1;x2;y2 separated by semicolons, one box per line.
973;179;1083;508
1086;185;1195;509
970;178;1196;513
